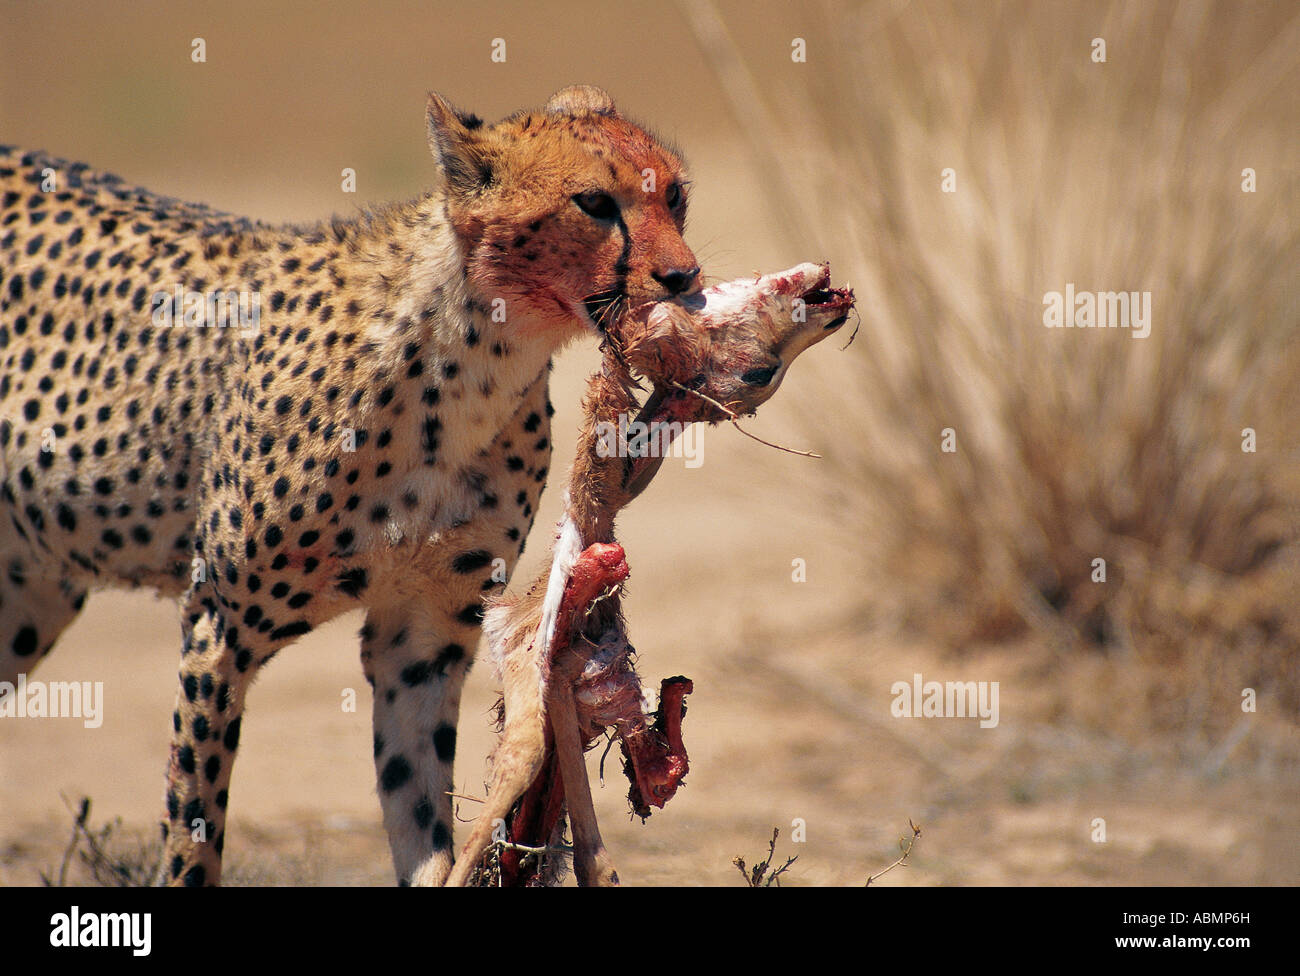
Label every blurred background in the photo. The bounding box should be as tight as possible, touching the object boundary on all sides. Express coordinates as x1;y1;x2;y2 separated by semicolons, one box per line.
1;0;1295;885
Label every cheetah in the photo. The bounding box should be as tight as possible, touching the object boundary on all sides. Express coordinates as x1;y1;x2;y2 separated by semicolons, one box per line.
0;85;701;886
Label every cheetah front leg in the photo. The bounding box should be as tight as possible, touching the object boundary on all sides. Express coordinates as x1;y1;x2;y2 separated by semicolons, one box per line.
360;600;486;887
364;387;552;886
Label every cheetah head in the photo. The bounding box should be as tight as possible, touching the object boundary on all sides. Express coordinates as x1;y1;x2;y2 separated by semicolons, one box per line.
426;85;700;341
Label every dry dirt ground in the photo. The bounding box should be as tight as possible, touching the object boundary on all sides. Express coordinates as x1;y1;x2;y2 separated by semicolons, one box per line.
2;0;1296;886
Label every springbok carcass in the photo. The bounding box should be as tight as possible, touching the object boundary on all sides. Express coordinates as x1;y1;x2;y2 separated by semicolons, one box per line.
445;263;855;887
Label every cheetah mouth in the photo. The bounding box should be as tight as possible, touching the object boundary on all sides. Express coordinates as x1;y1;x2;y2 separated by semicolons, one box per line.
582;289;624;333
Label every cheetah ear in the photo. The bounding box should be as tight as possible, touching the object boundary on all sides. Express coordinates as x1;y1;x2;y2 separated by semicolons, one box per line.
544;85;619;117
426;92;493;197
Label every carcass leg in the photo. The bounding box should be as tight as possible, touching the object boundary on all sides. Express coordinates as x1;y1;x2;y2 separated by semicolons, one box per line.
444;636;549;887
546;673;619;886
444;541;629;886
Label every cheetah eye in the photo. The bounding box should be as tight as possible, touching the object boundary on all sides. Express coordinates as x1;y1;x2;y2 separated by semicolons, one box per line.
573;190;619;222
741;365;778;386
665;182;683;209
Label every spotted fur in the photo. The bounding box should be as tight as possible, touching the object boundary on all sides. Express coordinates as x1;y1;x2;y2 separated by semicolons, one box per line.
0;85;699;885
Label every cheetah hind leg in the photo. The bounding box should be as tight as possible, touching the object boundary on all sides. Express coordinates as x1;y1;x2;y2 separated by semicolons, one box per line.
158;591;249;887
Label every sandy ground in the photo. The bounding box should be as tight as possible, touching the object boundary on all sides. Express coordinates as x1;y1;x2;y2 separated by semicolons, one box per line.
2;0;1297;886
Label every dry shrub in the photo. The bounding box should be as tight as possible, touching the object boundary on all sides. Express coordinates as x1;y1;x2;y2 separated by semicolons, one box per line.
693;0;1299;741
41;797;161;887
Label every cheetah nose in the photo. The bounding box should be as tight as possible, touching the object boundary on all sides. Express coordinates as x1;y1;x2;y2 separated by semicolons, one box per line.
652;265;700;295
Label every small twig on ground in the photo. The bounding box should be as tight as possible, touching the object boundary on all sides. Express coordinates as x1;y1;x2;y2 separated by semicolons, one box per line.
41;794;158;887
733;828;799;887
865;820;923;886
40;795;92;887
669;381;822;458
